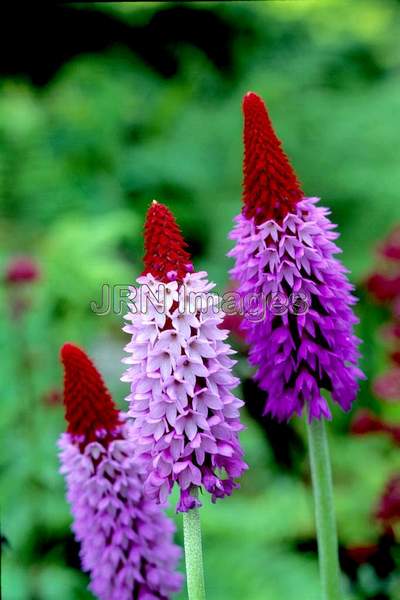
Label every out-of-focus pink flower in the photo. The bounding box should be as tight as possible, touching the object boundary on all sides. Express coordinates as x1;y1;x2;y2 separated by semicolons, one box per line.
5;257;40;284
373;368;400;402
375;475;400;525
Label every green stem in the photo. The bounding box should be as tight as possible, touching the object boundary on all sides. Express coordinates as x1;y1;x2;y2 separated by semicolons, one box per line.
306;418;343;600
183;490;206;600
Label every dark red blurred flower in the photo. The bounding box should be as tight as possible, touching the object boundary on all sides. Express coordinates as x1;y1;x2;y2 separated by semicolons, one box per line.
346;543;378;564
375;475;400;525
350;409;400;445
350;409;386;435
366;273;400;303
390;351;400;366
5;257;40;284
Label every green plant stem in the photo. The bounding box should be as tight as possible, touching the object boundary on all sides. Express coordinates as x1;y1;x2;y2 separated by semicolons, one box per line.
183;490;206;600
307;418;343;600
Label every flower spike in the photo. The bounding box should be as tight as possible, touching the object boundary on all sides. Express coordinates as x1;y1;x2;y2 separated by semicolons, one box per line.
230;92;364;422
143;200;192;282
123;202;247;512
242;91;303;224
58;343;182;600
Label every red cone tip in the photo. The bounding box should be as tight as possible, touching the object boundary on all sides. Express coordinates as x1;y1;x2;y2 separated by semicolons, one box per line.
242;91;303;224
142;201;192;282
60;343;120;441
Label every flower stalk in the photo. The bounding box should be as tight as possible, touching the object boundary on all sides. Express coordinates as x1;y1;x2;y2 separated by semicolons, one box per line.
307;418;342;600
183;489;206;600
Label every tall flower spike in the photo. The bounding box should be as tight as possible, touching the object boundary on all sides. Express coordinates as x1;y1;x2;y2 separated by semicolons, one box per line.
58;343;182;600
122;201;247;513
229;92;364;422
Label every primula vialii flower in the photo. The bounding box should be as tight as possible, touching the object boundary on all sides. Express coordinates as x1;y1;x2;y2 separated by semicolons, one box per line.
229;92;364;421
58;343;182;600
122;201;247;512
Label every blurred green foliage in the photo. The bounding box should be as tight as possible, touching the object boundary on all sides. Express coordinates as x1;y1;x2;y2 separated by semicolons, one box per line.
1;2;400;599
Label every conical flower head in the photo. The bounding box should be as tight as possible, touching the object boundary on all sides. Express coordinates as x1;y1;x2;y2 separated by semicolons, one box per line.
143;200;192;282
59;343;182;600
61;342;120;443
242;92;303;225
123;202;247;512
229;92;364;421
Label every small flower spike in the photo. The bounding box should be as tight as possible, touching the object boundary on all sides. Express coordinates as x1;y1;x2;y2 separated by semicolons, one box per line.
58;343;182;600
122;201;247;512
229;92;364;421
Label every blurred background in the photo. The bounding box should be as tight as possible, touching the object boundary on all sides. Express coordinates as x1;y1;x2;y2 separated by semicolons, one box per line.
1;2;400;599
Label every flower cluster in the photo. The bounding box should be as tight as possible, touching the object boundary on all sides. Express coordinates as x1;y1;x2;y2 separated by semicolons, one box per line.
59;343;182;600
229;92;364;421
123;201;247;512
